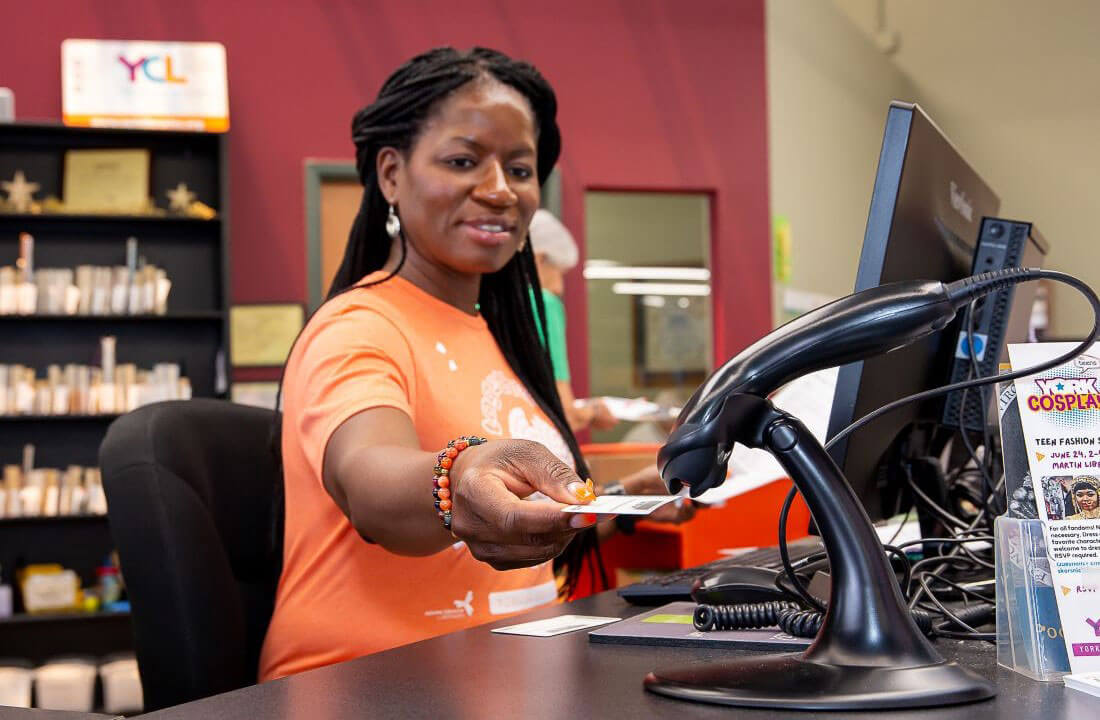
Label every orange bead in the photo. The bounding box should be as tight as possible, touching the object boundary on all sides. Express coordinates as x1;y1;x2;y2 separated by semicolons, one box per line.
437;476;449;488
454;441;468;451
439;499;452;511
446;447;459;459
438;488;451;500
440;457;452;469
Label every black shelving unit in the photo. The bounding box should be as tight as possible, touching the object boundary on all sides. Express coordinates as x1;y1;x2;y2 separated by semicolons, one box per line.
0;122;230;663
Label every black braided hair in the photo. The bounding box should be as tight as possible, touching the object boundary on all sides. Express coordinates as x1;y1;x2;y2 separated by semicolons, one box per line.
278;47;603;596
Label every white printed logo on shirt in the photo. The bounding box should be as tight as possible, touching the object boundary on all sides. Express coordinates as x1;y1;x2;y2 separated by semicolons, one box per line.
454;590;474;616
479;370;572;467
424;589;475;621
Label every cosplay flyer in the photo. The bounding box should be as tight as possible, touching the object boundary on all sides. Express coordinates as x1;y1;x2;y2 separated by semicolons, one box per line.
1008;343;1100;522
1008;342;1100;673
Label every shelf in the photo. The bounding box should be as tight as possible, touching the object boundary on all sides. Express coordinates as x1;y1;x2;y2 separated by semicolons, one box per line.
0;514;108;527
0;313;224;324
0;213;220;226
0;609;130;627
0;120;218;141
0;415;120;422
1;120;220;665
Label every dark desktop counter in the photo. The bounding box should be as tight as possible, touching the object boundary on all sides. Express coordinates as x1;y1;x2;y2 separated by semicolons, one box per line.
135;590;1088;720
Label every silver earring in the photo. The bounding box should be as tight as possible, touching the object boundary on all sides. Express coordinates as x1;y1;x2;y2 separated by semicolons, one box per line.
386;204;401;240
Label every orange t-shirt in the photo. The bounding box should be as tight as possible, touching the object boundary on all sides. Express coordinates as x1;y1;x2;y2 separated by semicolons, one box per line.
258;273;571;681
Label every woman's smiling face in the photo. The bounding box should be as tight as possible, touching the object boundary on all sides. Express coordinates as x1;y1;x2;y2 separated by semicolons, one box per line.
378;79;540;277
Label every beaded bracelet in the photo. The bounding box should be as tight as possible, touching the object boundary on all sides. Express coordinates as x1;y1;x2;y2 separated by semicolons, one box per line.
434;435;486;531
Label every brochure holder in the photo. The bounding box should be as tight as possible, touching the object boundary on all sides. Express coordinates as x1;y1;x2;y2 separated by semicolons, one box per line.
995;515;1070;681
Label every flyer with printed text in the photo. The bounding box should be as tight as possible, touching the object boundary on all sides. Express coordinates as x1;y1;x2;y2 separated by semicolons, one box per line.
1009;343;1100;522
1009;342;1100;672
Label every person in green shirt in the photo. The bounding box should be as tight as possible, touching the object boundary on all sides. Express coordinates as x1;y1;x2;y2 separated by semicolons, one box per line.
528;210;695;529
528;209;616;433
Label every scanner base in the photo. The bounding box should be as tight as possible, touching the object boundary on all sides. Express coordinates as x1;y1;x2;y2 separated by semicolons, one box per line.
645;652;994;710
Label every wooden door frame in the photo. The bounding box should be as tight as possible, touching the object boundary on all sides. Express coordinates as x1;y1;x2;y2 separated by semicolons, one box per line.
304;159;358;311
304;163;561;312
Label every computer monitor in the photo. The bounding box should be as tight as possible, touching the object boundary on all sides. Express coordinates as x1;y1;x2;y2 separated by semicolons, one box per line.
825;101;1000;521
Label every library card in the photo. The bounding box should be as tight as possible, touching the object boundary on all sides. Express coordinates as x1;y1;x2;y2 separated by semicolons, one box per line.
561;494;680;515
491;614;621;637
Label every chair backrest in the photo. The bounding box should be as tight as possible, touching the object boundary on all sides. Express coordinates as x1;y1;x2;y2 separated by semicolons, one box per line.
100;399;283;711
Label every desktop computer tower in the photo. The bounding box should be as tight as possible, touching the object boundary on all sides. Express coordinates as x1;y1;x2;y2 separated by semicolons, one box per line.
942;217;1048;431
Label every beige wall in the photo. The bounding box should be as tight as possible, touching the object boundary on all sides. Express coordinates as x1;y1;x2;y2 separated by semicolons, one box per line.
766;0;920;326
833;0;1100;338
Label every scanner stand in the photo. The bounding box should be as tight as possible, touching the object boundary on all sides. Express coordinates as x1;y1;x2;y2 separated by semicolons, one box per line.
645;393;995;710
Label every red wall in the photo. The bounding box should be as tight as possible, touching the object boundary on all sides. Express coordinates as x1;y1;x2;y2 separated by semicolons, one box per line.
1;0;770;392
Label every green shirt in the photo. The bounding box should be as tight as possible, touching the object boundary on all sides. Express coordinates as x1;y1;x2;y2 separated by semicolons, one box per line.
530;287;571;383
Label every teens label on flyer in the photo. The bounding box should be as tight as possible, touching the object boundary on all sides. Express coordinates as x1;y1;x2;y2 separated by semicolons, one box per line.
1009;342;1100;672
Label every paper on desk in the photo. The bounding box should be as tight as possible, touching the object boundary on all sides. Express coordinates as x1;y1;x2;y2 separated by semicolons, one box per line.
491;614;621;637
561;494;680;515
689;367;838;505
1064;672;1100;700
582;396;679;423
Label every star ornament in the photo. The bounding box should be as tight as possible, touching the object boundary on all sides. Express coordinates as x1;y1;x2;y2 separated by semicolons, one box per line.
166;182;197;212
2;170;41;212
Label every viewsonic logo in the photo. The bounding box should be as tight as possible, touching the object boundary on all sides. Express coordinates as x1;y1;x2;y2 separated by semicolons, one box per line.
949;181;973;222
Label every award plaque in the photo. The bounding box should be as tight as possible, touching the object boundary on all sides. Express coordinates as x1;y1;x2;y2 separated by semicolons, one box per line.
230;303;306;367
63;149;151;213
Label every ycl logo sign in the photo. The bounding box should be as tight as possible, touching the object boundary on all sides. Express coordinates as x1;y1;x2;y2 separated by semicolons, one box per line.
62;39;228;132
118;55;187;84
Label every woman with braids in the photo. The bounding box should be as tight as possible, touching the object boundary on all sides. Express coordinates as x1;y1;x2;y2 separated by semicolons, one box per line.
259;47;608;681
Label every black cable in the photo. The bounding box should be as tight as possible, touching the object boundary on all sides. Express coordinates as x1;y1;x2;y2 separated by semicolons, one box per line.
920;572;995;605
908;559;995;602
777;608;825;638
909;556;992;579
904;465;972;530
953;483;988;510
777;487;825;613
693;601;799;631
886;504;913;546
896;463;996;572
894;533;994;548
908;550;996;608
906;478;1003;606
917;575;988;638
778;482;914;611
936;628;996;642
771;269;1100;638
694;602;937;638
827;271;1100;452
883;543;914;593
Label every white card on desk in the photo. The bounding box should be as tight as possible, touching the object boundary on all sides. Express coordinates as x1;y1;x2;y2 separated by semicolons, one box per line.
561;495;679;515
1065;672;1100;699
491;614;620;637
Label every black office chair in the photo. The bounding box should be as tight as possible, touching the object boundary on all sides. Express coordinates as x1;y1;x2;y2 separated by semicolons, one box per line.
100;399;284;711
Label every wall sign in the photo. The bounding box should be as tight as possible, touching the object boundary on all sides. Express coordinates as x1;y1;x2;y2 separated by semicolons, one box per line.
62;39;229;132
